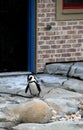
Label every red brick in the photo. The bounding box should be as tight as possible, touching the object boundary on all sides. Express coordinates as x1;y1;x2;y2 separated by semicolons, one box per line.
40;45;50;49
50;22;56;26
62;26;71;30
40;36;50;40
37;4;45;8
67;31;76;34
57;21;66;26
66;58;76;61
75;53;81;56
79;21;83;25
38;41;44;45
54;27;62;30
49;59;56;62
42;55;49;58
72;44;81;48
46;13;55;17
38;32;44;36
56;49;66;53
55;54;61;57
62;35;71;39
72;35;81;39
67;21;78;25
41;8;51;12
56;40;65;44
62;45;71;48
67;48;76;52
46;32;55;35
73;26;83;29
51;45;61;48
78;39;83;43
38;23;45;26
46;41;55;44
38;13;45;17
62;53;71;57
46;50;55;53
67;39;76;43
41;18;50;22
77;57;83;60
78;30;83;34
46;4;55;8
38;0;51;3
56;58;65;62
37;59;44;63
52;36;61;40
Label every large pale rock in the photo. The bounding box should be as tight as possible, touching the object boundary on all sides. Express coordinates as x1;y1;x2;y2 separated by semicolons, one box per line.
44;63;73;76
43;88;83;100
45;98;79;114
2;99;52;124
13;121;83;130
63;78;83;94
37;74;67;84
0;76;27;94
69;62;83;80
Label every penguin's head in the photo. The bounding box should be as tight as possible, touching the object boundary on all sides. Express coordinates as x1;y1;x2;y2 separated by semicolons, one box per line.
28;74;35;82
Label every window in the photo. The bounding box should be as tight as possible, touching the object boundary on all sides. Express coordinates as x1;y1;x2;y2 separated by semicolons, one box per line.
56;0;83;20
63;0;83;9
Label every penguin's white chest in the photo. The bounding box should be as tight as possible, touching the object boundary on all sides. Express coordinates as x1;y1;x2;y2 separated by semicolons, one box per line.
29;82;39;95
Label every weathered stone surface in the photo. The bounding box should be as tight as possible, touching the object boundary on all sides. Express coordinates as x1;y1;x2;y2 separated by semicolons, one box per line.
2;99;52;124
13;121;83;130
37;74;67;84
44;63;73;76
0;76;27;94
0;73;83;129
63;78;83;94
37;74;67;96
0;121;15;128
43;88;83;100
69;62;83;80
45;98;79;114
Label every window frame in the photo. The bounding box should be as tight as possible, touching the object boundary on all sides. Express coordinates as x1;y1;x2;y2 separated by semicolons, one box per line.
56;0;83;20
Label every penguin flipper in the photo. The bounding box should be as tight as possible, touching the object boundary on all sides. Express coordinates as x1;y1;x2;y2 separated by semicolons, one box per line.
36;82;41;93
25;84;29;93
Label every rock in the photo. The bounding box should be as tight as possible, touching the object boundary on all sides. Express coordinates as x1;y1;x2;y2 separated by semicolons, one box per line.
13;121;83;130
0;121;15;128
2;99;52;124
36;74;67;97
63;78;83;94
37;74;67;84
43;88;83;100
44;63;73;76
0;73;83;129
45;98;79;114
69;62;83;80
0;76;27;94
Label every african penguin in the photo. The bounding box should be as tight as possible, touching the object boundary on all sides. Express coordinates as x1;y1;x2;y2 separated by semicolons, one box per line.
25;74;41;97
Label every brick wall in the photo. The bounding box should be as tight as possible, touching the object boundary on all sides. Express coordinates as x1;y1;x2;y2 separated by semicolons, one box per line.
36;0;83;72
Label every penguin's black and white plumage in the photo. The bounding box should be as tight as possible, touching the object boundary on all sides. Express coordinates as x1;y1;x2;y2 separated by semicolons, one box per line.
25;74;41;97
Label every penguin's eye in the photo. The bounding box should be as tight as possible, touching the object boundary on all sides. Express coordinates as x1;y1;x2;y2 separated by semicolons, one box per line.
29;77;32;80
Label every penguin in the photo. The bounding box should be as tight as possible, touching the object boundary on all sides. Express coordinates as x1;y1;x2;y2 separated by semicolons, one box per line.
25;74;41;97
